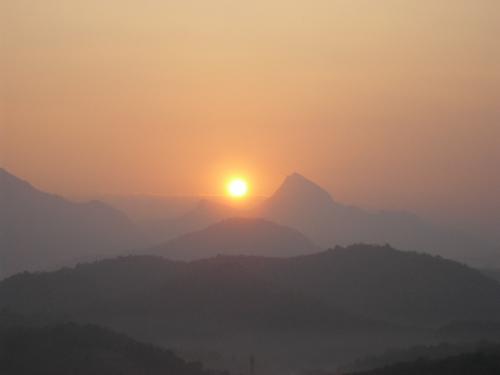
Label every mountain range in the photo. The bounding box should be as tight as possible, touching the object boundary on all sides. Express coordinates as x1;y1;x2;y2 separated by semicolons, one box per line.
2;168;499;277
2;243;500;372
137;172;498;266
0;168;146;277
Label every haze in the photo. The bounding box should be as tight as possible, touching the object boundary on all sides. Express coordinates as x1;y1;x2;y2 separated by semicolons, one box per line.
2;0;499;224
3;3;500;374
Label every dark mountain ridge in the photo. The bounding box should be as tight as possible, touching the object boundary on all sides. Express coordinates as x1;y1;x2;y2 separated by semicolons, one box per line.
0;254;382;341
344;343;500;375
183;244;500;327
1;244;500;331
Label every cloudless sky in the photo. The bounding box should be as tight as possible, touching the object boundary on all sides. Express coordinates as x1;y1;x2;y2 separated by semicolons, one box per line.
2;0;500;222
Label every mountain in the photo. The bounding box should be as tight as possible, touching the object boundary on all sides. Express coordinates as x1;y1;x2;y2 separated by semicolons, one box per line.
0;312;227;375
0;255;380;340
139;173;497;266
343;343;500;375
147;217;319;260
140;199;246;244
1;245;500;330
3;245;500;372
0;168;145;278
259;173;498;266
193;244;500;327
340;341;495;374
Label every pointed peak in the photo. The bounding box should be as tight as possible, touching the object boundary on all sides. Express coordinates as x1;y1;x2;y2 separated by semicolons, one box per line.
268;173;335;207
284;172;311;183
281;173;333;196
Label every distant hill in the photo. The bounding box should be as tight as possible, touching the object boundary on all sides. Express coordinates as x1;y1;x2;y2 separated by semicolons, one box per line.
140;173;498;266
0;168;146;278
140;199;246;244
344;343;500;375
147;217;319;260
258;173;498;266
0;313;227;375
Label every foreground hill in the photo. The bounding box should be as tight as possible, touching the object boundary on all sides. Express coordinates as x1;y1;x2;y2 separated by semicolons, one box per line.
482;268;500;283
0;313;227;375
345;343;500;375
340;341;496;373
0;255;380;340
147;217;319;260
0;169;145;278
194;244;500;326
1;245;500;330
3;245;500;372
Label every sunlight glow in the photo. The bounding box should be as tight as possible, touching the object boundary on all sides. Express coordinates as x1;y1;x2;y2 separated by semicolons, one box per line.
227;178;248;198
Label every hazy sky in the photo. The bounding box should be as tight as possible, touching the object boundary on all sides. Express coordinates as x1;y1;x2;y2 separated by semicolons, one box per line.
2;0;499;221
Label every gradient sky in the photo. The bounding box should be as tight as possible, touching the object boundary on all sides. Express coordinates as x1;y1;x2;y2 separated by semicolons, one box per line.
2;0;500;223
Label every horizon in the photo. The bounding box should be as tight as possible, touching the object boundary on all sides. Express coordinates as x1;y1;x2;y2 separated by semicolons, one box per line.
3;1;499;228
2;163;499;236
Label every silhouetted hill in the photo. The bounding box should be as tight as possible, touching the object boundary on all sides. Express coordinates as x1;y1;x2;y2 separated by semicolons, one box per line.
340;341;497;373
194;244;500;326
147;217;319;260
0;316;228;375
259;173;498;266
4;246;500;372
0;255;381;342
0;169;146;278
2;245;500;331
140;199;246;244
344;343;500;375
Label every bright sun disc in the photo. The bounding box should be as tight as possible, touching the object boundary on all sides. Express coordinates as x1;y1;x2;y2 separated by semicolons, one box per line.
227;178;248;198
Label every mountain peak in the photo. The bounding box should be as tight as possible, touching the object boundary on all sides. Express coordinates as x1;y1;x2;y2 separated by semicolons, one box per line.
271;172;335;206
0;168;42;200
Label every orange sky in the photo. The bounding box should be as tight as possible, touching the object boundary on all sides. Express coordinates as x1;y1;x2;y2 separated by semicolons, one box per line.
2;0;500;219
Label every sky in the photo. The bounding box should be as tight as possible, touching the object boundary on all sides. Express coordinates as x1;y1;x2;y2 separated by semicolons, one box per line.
2;0;500;224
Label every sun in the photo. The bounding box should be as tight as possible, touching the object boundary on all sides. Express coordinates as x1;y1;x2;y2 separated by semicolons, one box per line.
227;178;248;199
